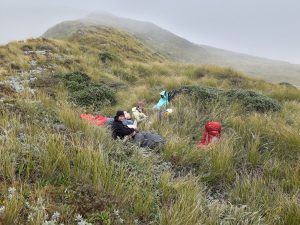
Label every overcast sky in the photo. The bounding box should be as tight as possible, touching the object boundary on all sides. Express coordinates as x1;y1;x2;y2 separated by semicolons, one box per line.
1;0;299;64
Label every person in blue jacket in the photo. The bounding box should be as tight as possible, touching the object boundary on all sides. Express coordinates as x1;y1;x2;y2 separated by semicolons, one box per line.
153;91;169;109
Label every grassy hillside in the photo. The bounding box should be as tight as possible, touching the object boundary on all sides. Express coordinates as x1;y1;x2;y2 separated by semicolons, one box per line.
0;26;300;225
43;13;300;86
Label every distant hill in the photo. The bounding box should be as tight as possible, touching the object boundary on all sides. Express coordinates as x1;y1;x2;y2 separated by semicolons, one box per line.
43;13;300;86
0;24;163;80
46;22;164;63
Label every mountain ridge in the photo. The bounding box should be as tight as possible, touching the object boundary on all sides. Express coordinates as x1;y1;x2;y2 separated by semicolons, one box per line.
43;13;300;86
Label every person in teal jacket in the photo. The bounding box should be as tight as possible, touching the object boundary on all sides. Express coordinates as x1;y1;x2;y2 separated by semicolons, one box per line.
153;91;169;109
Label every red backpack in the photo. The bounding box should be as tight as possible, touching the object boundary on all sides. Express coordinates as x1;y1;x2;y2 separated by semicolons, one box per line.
198;121;222;146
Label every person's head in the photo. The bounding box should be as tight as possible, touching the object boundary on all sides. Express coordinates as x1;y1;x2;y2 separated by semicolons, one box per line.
160;91;167;99
124;111;131;120
115;111;125;121
137;101;145;111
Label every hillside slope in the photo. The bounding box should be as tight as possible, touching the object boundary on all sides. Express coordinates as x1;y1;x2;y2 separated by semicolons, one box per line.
0;25;163;80
43;13;300;86
0;26;300;225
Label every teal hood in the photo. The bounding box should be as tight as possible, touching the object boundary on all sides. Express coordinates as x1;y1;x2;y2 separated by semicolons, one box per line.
154;91;169;109
160;91;167;98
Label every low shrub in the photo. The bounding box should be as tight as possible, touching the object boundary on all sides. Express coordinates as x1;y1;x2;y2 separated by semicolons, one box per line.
279;82;297;89
224;89;282;112
98;51;117;64
71;84;116;108
184;86;223;101
60;72;91;86
171;85;281;112
65;80;87;92
58;72;116;109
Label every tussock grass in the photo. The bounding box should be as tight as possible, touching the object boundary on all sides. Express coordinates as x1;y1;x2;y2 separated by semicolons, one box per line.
159;172;206;225
0;29;299;224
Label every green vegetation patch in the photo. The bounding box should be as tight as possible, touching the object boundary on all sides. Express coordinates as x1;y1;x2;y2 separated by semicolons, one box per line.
179;85;281;112
99;51;119;64
182;85;223;101
59;72;116;109
279;82;297;89
224;89;282;113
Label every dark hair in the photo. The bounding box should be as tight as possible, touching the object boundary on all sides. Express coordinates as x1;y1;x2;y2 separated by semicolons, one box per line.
114;110;125;121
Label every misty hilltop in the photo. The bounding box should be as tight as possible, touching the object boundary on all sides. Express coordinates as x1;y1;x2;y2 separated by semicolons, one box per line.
43;12;300;86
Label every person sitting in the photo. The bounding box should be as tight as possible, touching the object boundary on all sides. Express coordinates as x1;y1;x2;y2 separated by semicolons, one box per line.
112;111;136;140
153;91;169;110
107;111;134;126
132;101;147;123
198;121;222;147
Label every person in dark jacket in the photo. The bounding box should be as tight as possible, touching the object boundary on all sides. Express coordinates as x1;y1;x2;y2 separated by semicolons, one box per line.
112;111;136;139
